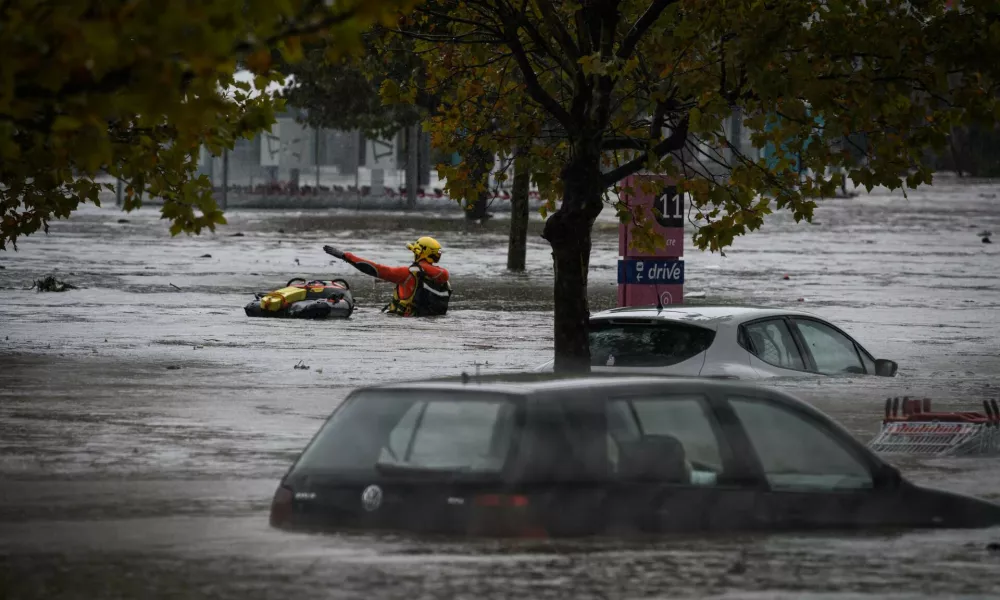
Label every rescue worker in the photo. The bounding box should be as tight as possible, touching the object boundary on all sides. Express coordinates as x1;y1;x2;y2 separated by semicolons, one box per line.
323;236;452;317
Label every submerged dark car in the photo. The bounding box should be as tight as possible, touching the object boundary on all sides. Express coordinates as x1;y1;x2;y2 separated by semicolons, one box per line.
270;374;1000;537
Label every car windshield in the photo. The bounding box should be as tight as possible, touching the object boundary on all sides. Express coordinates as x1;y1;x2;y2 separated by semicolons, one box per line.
291;390;520;477
589;320;716;367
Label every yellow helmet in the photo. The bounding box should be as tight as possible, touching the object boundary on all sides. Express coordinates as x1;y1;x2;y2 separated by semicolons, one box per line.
406;236;443;263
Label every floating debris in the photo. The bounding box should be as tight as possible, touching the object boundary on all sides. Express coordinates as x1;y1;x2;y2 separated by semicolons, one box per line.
169;283;182;290
229;232;245;237
32;276;77;292
166;365;181;370
117;219;130;223
294;360;311;370
199;254;212;258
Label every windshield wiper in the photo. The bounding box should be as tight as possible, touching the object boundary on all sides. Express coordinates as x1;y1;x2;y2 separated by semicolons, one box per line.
374;461;474;477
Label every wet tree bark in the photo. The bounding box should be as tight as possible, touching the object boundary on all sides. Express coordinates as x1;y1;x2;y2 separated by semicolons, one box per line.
507;147;530;272
465;146;493;221
542;149;605;372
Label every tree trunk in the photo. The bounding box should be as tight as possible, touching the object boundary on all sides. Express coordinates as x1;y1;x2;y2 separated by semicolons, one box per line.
465;146;493;221
507;147;530;272
542;151;605;373
406;124;418;209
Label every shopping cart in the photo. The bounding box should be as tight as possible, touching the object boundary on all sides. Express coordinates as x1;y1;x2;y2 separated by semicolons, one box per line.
867;397;1000;456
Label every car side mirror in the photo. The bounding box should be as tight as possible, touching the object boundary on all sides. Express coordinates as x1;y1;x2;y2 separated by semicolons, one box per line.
875;464;903;489
874;359;898;377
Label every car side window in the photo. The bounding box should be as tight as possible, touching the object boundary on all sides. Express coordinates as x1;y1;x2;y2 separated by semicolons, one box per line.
607;395;727;486
729;396;874;491
791;319;864;375
743;319;806;371
859;347;876;375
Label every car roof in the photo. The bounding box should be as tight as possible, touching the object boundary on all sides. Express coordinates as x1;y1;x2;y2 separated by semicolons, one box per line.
351;372;869;460
589;304;819;327
364;371;784;400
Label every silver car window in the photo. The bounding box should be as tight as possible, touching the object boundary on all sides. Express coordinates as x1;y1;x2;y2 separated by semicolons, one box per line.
743;319;806;370
792;319;865;375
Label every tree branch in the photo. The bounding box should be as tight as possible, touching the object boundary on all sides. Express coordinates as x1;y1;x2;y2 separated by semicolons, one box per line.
506;2;582;79
236;4;363;53
14;65;137;102
601;137;648;150
530;0;582;64
601;114;689;185
499;18;576;130
593;0;622;130
617;0;678;61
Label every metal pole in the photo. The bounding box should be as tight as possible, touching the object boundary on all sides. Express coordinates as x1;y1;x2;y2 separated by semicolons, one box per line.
314;127;321;190
221;149;229;211
730;109;742;166
354;130;361;205
406;124;418;209
116;178;123;207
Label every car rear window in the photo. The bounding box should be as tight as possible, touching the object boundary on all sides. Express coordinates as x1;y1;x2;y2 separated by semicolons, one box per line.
291;391;520;476
589;320;716;367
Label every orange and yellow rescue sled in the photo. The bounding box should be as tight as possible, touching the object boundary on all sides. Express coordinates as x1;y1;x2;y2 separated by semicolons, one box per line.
245;278;355;319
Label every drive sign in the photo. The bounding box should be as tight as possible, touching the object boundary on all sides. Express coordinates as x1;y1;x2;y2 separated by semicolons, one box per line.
618;259;685;285
617;174;685;307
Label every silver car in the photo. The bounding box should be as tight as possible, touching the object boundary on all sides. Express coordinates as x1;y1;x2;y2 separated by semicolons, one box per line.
537;306;899;379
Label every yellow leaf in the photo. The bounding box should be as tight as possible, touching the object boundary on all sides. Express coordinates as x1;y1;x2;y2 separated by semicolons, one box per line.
245;48;272;74
282;36;303;63
51;116;82;132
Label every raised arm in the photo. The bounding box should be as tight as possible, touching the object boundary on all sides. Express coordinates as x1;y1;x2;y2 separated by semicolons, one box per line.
324;246;411;284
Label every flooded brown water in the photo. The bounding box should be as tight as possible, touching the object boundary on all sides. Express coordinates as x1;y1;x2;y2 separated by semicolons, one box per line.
1;178;1000;598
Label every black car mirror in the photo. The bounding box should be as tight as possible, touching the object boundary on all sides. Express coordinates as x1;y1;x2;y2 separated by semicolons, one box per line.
874;359;898;377
875;464;903;489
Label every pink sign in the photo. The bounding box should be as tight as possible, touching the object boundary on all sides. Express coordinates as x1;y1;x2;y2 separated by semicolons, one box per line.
618;175;685;258
617;174;685;307
617;284;685;308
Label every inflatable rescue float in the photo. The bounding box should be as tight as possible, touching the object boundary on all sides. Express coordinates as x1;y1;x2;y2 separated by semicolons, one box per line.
867;396;1000;457
245;278;355;319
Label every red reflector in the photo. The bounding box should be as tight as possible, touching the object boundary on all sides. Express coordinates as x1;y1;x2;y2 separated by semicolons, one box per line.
269;486;293;527
474;494;502;507
473;494;530;508
510;495;529;508
518;526;548;539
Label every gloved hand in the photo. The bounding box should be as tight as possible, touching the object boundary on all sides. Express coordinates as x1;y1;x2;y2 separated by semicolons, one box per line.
323;245;346;259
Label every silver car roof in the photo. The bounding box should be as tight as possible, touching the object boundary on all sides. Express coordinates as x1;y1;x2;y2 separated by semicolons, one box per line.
590;305;821;329
368;373;780;398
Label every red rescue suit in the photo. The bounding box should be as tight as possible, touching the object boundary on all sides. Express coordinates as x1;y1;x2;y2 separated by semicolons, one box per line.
342;252;451;317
